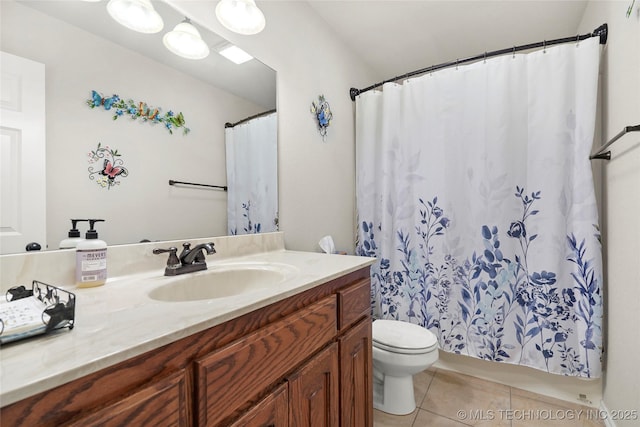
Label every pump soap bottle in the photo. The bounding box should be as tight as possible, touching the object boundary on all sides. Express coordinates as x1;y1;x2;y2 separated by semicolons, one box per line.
76;219;107;288
59;219;88;249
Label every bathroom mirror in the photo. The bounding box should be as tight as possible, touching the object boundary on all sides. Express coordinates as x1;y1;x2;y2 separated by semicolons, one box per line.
0;0;277;254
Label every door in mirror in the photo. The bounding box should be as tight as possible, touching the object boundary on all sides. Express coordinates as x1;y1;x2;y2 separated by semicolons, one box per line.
0;51;46;254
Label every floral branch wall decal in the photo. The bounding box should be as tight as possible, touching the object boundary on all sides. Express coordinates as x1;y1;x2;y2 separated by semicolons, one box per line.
88;143;129;190
87;90;190;135
310;94;332;141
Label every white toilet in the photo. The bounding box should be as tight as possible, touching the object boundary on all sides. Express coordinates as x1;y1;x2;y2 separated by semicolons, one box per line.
372;319;439;415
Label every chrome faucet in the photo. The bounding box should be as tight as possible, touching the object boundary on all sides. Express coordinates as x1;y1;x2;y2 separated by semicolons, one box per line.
179;242;216;264
153;242;216;276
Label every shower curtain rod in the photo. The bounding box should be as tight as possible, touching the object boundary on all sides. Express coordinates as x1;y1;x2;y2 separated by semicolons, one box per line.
589;124;640;160
349;23;608;101
225;109;276;128
168;179;227;191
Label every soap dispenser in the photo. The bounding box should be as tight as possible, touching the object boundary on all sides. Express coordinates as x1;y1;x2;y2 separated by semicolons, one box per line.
76;219;107;288
59;219;88;249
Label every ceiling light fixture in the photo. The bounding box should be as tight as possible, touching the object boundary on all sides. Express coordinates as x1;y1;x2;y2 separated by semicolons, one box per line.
107;0;164;34
163;18;210;60
218;45;253;64
215;0;265;35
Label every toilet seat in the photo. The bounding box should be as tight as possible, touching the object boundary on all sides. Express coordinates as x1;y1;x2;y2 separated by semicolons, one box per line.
373;319;438;354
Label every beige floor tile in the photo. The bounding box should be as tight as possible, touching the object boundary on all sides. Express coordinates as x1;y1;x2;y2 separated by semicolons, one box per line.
511;388;604;426
414;369;436;408
582;409;606;427
421;370;511;426
510;395;604;427
413;409;471;426
373;369;606;427
373;408;418;427
582;416;606;427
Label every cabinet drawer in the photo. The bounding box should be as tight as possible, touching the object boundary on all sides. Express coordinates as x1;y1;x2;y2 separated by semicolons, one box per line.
196;296;337;426
64;370;190;427
337;278;371;330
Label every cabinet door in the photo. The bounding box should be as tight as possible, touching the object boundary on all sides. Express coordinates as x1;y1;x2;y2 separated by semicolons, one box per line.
196;296;337;426
229;383;288;427
287;343;339;427
64;370;190;427
339;318;373;427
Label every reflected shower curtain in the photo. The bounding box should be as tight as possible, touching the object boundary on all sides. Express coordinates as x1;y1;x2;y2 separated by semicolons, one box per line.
355;38;603;377
225;111;278;235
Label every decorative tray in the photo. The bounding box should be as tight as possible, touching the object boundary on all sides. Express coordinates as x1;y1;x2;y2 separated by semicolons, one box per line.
0;281;76;345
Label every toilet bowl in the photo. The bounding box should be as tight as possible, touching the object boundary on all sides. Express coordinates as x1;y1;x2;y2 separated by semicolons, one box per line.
372;319;438;415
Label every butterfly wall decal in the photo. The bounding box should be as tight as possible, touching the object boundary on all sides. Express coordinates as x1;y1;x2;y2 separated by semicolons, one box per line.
87;90;190;135
100;159;126;181
88;143;129;190
90;90;120;110
167;111;186;128
310;94;333;140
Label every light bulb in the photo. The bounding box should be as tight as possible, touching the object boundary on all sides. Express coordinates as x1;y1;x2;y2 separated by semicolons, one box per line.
215;0;265;35
107;0;164;34
163;19;210;60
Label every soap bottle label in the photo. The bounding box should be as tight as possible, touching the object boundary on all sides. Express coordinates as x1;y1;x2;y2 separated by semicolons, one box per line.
76;249;107;283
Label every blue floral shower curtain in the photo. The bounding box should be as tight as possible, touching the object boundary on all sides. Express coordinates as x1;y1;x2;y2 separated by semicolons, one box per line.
355;38;603;377
226;112;278;235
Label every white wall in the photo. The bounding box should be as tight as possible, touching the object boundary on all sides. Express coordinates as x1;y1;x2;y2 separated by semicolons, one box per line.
579;2;640;425
170;0;378;254
169;2;640;408
1;1;264;249
7;0;631;409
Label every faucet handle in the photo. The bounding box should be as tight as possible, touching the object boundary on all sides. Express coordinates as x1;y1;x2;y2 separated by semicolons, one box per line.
179;243;192;260
153;247;180;270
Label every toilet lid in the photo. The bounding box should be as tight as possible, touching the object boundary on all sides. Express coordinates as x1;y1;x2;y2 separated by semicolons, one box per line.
373;319;438;354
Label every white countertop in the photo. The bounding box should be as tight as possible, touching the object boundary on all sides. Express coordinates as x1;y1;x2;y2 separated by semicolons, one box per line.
0;247;374;407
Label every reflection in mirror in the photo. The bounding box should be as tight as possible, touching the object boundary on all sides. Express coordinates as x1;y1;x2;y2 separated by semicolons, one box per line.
225;110;278;235
0;0;276;254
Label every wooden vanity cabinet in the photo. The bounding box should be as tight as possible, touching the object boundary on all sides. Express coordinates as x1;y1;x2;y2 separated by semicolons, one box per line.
64;369;191;427
196;296;338;425
0;267;372;427
338;318;373;427
228;383;289;427
287;342;340;426
337;277;373;427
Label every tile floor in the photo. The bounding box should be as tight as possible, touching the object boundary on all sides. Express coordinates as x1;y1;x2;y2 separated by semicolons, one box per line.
374;368;605;427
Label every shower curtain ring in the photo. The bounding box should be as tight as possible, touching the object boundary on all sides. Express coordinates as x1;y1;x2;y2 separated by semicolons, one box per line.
456;59;459;70
484;52;487;63
512;46;516;58
543;40;547;53
576;34;580;47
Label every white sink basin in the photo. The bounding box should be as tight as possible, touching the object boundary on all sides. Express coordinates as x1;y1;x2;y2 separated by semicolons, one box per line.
148;262;297;302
